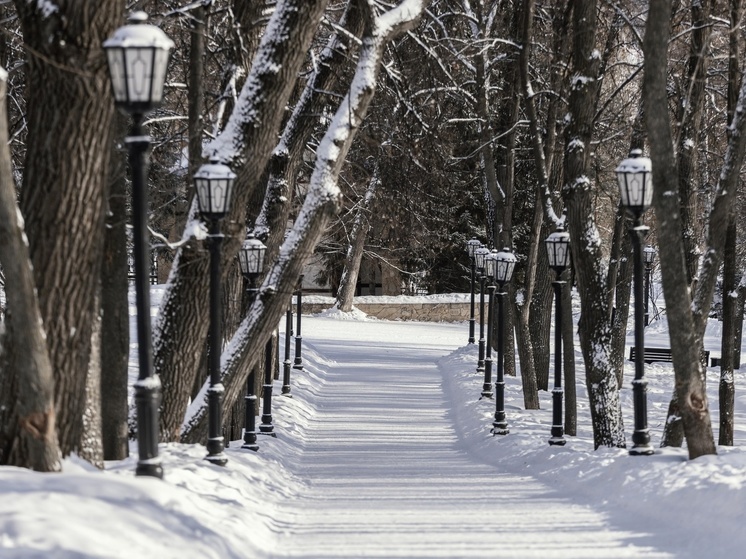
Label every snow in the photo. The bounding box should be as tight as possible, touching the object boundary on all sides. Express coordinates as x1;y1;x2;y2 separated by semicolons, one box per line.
1;288;746;557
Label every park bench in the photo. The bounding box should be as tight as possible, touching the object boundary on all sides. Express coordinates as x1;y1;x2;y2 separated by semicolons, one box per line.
628;347;710;365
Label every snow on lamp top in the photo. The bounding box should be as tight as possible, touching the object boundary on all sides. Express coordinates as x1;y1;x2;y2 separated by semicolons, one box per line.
103;12;174;115
474;246;490;272
493;248;517;285
545;227;571;275
616;149;653;218
194;161;237;220
238;234;267;278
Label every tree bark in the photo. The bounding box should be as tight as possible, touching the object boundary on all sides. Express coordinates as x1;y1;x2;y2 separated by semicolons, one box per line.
13;0;121;457
101;112;130;461
643;0;720;459
563;0;626;449
0;68;61;471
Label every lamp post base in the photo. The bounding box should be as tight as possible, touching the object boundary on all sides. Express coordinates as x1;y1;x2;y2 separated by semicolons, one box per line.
491;415;509;436
630;429;654;455
205;437;228;466
135;462;164;479
629;444;655;456
241;429;259;451
548;434;567;446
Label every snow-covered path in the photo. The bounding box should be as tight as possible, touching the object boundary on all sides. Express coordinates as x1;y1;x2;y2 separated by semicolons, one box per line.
272;318;671;559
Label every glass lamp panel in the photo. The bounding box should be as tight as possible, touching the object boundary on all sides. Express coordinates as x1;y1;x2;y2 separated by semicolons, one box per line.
474;247;489;271
126;48;153;102
150;47;171;104
194;177;209;215
105;48;127;103
484;253;496;279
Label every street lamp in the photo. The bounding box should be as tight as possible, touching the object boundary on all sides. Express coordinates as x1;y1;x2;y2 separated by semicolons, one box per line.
643;245;656;327
492;248;517;436
466;239;481;344
103;11;173;479
293;274;305;370
616;149;655;456
545;225;571;446
481;251;497;399
194;160;237;466
238;234;267;451
474;246;490;375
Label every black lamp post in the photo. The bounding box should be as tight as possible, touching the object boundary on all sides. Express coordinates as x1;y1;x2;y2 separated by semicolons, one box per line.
103;12;173;479
238;234;267;451
481;251;497;399
617;149;655;456
194;160;237;466
259;338;277;437
293;274;305;370
545;226;571;446
474;246;490;375
492;248;517;435
282;305;293;396
643;245;655;327
467;239;481;344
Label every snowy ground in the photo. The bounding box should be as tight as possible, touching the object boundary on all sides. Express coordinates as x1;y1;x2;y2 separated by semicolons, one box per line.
1;291;745;558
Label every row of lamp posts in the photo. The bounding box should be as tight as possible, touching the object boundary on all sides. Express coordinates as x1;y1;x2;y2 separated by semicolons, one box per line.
104;12;305;476
465;149;656;453
466;242;517;435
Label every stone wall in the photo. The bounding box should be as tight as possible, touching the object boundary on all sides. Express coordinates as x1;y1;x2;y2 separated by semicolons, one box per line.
301;298;471;322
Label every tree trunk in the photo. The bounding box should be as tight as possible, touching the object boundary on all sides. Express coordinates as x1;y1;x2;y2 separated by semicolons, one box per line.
101;113;130;461
336;168;379;312
643;0;721;459
0;68;61;471
563;0;626;449
14;1;121;457
719;219;737;445
79;293;104;469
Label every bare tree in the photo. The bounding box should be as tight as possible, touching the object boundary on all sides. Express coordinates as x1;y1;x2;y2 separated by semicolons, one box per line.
336;165;379;311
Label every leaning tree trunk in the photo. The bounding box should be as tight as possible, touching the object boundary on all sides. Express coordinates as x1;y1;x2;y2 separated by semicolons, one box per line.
336;168;379;311
14;0;121;457
182;0;428;443
155;0;331;441
0;67;61;471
